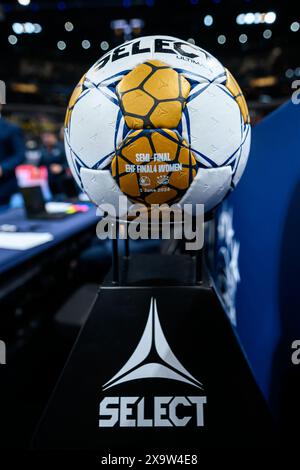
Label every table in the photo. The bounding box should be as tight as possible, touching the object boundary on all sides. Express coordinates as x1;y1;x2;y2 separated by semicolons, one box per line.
0;204;100;330
0;206;99;277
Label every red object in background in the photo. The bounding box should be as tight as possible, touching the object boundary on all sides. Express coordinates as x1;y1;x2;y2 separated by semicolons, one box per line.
15;164;52;200
72;204;89;212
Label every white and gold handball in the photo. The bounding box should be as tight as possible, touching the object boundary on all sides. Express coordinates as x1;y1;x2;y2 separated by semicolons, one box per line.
64;36;250;213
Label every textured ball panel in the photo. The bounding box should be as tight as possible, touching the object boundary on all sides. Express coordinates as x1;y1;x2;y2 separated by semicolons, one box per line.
145;59;168;68
149;101;182;128
122;135;152;163
186;83;242;167
86;36;225;88
145;188;178;205
81;168;130;216
179;166;232;213
169;148;197;190
67;87;121;170
121;89;154;117
143;46;225;84
143;67;180;100
64;129;83;190
115;172;141;198
116;60;190;130
117;63;152;93
124;116;144;129
64;74;86;128
232;125;251;186
112;129;197;206
180;75;191;99
225;69;250;124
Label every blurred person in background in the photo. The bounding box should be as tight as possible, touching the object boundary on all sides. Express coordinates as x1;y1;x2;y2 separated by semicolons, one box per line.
25;139;41;166
59;124;79;198
39;131;67;197
0;106;25;205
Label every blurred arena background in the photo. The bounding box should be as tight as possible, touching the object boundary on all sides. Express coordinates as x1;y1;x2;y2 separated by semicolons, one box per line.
0;0;299;450
1;0;298;139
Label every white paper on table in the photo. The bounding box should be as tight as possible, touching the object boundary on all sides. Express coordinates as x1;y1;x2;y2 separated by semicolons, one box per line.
0;232;54;250
45;202;72;214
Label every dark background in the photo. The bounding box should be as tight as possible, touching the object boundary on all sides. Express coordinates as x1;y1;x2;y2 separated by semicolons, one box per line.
1;0;299;132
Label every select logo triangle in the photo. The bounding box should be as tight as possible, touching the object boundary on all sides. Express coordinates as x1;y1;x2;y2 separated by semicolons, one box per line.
99;298;207;428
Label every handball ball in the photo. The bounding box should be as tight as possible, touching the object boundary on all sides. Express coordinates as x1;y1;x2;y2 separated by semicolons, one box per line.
64;36;250;213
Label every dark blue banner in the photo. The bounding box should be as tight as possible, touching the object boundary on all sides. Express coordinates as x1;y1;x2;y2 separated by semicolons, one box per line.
213;100;300;417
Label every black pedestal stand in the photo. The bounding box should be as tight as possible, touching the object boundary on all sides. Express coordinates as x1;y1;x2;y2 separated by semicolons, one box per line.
33;226;274;451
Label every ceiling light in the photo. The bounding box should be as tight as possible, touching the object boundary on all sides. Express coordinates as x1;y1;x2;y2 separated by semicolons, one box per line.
82;40;91;49
18;0;31;6
8;35;18;45
291;22;300;32
264;12;276;24
263;29;272;39
12;23;24;34
100;41;109;50
204;15;213;27
217;35;226;44
236;14;245;25
239;33;248;44
244;13;255;25
65;21;74;32
57;40;66;50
